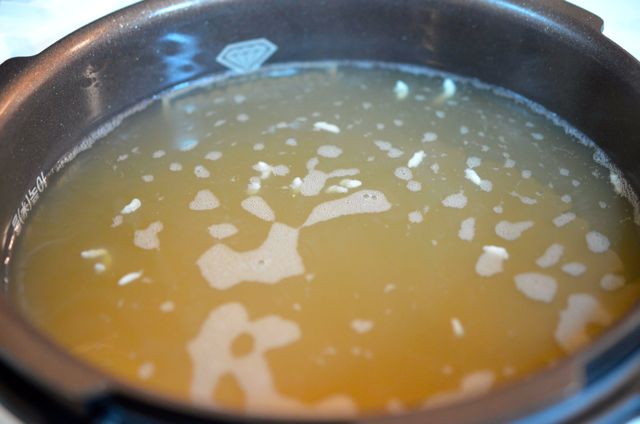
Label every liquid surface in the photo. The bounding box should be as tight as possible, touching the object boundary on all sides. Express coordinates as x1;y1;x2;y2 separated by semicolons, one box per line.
9;62;640;417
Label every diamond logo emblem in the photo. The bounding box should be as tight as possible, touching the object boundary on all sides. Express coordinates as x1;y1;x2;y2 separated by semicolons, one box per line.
216;38;278;73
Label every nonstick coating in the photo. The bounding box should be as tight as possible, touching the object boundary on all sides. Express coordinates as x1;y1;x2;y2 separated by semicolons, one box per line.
1;0;640;422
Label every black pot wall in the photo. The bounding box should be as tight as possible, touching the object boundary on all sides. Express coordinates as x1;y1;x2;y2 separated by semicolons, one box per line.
1;0;640;423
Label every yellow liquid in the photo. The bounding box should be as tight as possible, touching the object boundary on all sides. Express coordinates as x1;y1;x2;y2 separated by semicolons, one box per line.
9;62;640;417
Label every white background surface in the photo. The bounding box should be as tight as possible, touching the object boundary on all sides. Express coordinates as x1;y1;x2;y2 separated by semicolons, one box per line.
0;1;638;423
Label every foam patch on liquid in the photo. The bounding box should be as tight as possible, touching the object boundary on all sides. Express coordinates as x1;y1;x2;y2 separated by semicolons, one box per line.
442;191;467;209
458;218;475;241
190;190;220;211
303;190;391;227
209;223;239;240
198;223;303;290
241;196;276;222
423;370;495;407
188;302;356;417
555;294;612;351
586;231;610;253
318;145;343;158
475;246;508;277
495;221;534;241
134;221;163;250
536;244;564;268
514;273;557;303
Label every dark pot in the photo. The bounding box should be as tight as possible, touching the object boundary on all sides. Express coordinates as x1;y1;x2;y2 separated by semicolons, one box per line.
1;0;640;422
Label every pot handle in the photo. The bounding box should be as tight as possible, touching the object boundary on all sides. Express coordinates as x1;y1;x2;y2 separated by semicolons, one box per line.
561;1;604;33
0;56;32;93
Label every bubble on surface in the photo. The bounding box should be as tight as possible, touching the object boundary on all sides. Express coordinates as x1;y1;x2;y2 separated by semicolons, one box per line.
561;262;587;277
303;190;391;227
351;319;374;334
553;212;576;228
318;145;343;158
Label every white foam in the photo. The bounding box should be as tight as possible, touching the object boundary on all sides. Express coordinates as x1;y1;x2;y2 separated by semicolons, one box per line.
94;263;106;273
179;138;198;151
237;113;249;122
285;138;298;147
562;262;587;277
340;179;362;189
134;221;163;250
111;214;123;228
521;170;532;179
475;245;509;277
137;362;155;380
586;231;610;253
442;191;467;209
422;132;438;143
407;151;426;168
152;150;166;159
408;211;423;223
209;223;239;240
460;126;469;135
188;302;356;416
189;190;220;211
406;180;422;192
247;177;262;194
289;177;303;191
318;145;343;158
142;175;154;183
424;370;494;407
374;140;404;158
394;80;409;99
600;274;625;291
384;283;396;293
510;191;537;205
326;185;348;194
241;196;275;222
198;223;303;290
81;248;108;259
465;169;492;192
559;167;570;176
194;165;211;178
553;212;576;227
160;301;175;312
458;218;475;241
493;205;503;214
430;163;440;174
451;318;465;337
121;198;141;215
313;121;341;134
351;319;374;334
205;151;222;161
504;158;516;168
555;294;611;352
118;270;143;286
514;273;557;303
394;167;412;181
169;162;183;172
303;190;391;227
495;220;534;240
536;244;564;268
561;194;572;203
466;157;481;169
